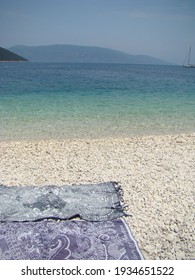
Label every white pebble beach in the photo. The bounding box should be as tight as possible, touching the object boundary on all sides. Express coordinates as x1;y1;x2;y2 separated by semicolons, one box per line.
0;133;194;260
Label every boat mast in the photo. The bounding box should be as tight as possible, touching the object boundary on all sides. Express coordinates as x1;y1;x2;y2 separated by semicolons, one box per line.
188;46;191;65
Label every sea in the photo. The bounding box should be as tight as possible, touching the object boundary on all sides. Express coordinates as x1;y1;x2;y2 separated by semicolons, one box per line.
0;62;195;141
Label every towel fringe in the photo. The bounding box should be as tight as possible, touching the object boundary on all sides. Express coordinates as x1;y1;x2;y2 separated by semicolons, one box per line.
110;181;130;217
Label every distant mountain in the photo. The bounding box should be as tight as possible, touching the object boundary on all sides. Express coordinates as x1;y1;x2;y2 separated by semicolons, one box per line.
0;47;28;61
9;44;171;65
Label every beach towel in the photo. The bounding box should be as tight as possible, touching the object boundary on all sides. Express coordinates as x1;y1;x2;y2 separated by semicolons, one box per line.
0;182;126;222
0;219;143;260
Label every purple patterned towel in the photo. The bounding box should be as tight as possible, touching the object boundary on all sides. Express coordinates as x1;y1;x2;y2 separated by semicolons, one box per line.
0;219;143;260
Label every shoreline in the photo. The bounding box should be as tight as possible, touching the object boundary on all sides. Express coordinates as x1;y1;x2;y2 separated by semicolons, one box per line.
0;130;194;144
0;133;194;259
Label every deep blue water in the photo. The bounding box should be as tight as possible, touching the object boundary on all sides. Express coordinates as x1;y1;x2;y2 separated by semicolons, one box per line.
0;62;195;141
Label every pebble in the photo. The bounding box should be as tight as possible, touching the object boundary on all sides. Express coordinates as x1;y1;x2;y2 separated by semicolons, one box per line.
176;251;186;260
166;234;177;243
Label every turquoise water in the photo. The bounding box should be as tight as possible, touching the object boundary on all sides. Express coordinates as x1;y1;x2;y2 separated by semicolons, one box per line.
0;62;195;141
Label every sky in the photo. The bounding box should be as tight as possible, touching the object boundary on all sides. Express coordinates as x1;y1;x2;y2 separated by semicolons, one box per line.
1;0;195;64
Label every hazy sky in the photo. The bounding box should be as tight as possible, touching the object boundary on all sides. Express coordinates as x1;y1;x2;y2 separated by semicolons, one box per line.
1;0;195;64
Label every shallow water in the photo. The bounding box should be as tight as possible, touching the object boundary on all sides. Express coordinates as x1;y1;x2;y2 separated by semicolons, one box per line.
0;62;195;141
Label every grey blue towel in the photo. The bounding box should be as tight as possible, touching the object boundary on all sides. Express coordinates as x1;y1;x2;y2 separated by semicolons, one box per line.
0;182;126;222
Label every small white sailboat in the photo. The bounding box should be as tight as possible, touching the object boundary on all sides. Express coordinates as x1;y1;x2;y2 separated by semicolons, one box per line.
184;46;195;68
